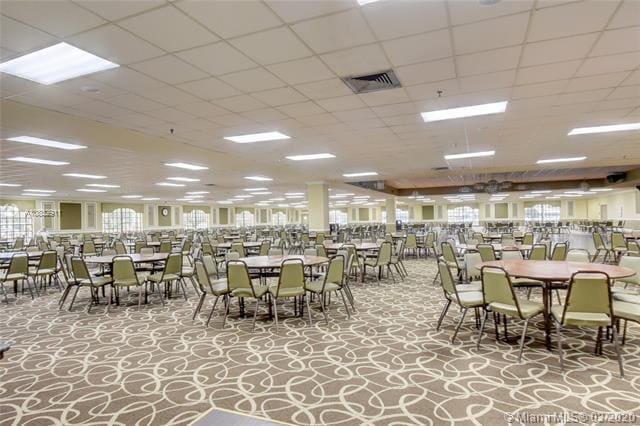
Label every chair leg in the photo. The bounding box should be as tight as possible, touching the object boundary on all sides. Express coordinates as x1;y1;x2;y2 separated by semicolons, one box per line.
555;321;564;371
476;309;488;350
338;290;350;319
612;323;624;378
319;293;329;325
87;287;95;313
518;318;530;363
59;285;71;309
272;297;278;333
193;293;206;320
222;294;230;328
107;286;112;313
432;270;440;286
179;279;188;300
137;286;143;310
305;294;313;326
155;283;165;306
0;283;8;304
69;285;81;311
25;279;35;300
387;265;396;283
451;307;468;343
252;298;261;332
436;299;451;331
205;295;220;327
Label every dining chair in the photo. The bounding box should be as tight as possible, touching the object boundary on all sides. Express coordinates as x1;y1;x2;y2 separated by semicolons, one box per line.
439;241;463;281
611;232;628;262
551;271;623;377
202;254;220;281
566;249;591;263
181;239;193;265
305;255;350;325
193;259;230;326
390;239;407;279
405;234;418;258
363;241;394;283
227;260;269;332
28;250;60;292
159;240;172;254
436;261;484;343
476;244;496;262
477;266;544;362
315;233;325;245
592;232;613;263
230;242;245;257
551;242;569;261
0;253;31;302
270;258;311;332
259;240;270;256
336;249;355;309
522;232;534;246
611;256;640;300
112;256;163;311
147;252;186;300
68;256;113;313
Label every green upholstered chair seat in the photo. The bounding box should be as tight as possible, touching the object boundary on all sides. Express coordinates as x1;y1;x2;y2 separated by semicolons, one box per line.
490;299;543;318
456;281;482;292
80;276;113;287
268;285;305;298
181;267;194;277
232;285;268;299
551;306;611;327
0;272;26;281
113;277;144;287
447;290;483;307
28;268;55;276
305;281;340;294
613;293;640;304
511;278;544;287
206;279;229;296
147;272;180;283
613;301;640;322
364;258;378;267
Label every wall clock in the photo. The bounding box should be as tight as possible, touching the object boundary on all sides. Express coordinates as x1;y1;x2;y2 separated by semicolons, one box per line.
161;208;169;217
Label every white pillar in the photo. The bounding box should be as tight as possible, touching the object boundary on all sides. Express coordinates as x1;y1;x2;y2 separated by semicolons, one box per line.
386;198;396;233
307;182;330;232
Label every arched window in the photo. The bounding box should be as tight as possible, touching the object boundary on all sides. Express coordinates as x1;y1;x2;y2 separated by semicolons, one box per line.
235;210;255;227
183;209;209;229
102;208;142;233
0;204;33;240
329;209;348;225
396;208;409;223
272;211;287;226
525;203;560;222
447;206;479;225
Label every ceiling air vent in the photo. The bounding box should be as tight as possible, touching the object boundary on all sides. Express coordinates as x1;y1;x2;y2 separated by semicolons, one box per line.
204;183;217;187
342;70;401;94
431;166;450;171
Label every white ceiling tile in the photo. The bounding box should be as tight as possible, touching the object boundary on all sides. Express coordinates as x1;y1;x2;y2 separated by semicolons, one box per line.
117;112;167;128
527;1;618;42
13;85;88;107
291;9;375;54
576;52;640;76
359;88;410;107
130;55;208;84
241;108;288;122
55;77;127;99
622;70;640;86
265;0;353;23
405;79;460;101
219;67;286;92
73;99;133;118
175;0;281;38
554;89;611;105
1;0;105;37
608;1;640;29
347;117;385;130
297;113;340;126
73;0;165;21
276;101;326;117
211;95;266;113
383;29;452;67
332;107;376;122
131;85;200;107
146;107;194;123
520;33;598;67
118;5;219;52
294;78;352;99
565;72;630;93
453;12;529;55
69;24;165;64
210;113;257;127
606;85;640;100
590;27;640;57
371;102;418;118
316;94;366;112
0;15;57;53
176;42;257;76
177;77;241;100
251;87;307;106
380;113;421;126
0;74;42;96
266;57;334;85
105;93;164;112
174;101;230;117
459;70;516;93
229;27;312;66
90;67;164;92
395;58;456;86
448;0;534;26
511;80;568;99
457;46;521;77
362;0;447;40
516;60;582;85
320;43;391;77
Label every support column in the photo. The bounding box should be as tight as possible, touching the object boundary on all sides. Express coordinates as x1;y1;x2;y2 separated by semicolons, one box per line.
307;182;330;233
386;198;396;233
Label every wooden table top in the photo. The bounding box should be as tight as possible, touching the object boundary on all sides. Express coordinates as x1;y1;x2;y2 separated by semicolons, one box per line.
85;253;169;264
216;241;263;249
236;255;329;269
624;232;640;240
0;251;43;260
480;260;635;282
323;242;379;251
458;243;532;252
125;241;181;247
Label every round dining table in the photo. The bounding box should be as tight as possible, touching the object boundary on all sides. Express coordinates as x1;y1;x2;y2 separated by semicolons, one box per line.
85;253;169;265
0;250;43;262
238;254;328;269
216;241;263;250
458;243;532;252
479;259;635;349
323;242;379;252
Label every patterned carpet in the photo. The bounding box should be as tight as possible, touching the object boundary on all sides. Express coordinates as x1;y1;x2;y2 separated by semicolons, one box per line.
1;258;639;425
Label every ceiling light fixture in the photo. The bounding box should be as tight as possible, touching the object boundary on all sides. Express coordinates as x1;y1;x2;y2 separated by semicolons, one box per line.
86;184;120;188
531;190;552;194
121;195;143;199
6;136;86;150
156;182;186;187
286;195;304;199
243;188;268;191
23;192;51;197
76;188;106;193
285;153;335;161
444;151;495;160
251;191;272;195
24;189;56;193
421;101;507;123
591;188;613;192
0;183;21;187
224;131;290;143
186;191;210;195
167;177;200;182
63;173;106;179
164;162;208;170
0;42;118;84
244;176;273;181
537;156;586;164
568;122;640;136
141;197;160;201
343;172;378;177
8;157;69;166
357;0;381;5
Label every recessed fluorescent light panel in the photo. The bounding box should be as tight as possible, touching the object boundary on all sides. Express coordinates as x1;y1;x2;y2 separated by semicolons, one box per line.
592;188;613;192
77;189;106;193
167;177;200;182
0;42;118;85
531;190;552;194
286;153;335;161
121;195;143;199
6;136;86;150
343;172;378;177
444;151;495;160
421;101;507;123
186;191;209;195
23;193;50;197
251;192;272;195
141;197;160;201
8;157;69;166
357;0;381;5
164;162;208;170
537;157;586;164
24;189;56;193
568;123;640;136
63;173;106;179
0;183;21;187
243;188;268;191
86;184;120;188
244;176;273;181
224;131;290;144
156;182;186;187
